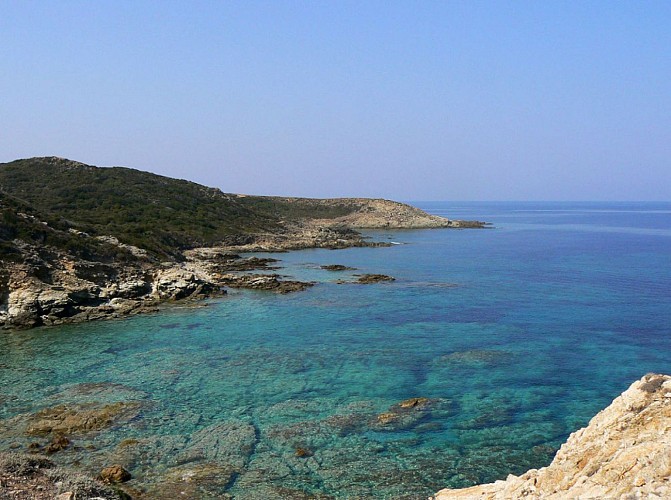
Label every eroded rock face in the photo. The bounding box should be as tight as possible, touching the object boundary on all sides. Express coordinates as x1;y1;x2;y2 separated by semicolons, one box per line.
153;268;218;300
435;373;671;499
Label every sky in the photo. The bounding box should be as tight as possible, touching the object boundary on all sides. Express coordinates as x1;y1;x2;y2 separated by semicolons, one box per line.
1;1;670;201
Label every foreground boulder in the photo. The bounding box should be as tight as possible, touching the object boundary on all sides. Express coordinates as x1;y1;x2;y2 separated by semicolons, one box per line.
435;373;671;499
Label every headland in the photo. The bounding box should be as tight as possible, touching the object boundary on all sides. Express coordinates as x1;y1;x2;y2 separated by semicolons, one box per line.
0;156;486;330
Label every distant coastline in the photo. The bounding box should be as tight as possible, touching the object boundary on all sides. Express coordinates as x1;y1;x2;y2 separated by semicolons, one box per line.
0;157;486;331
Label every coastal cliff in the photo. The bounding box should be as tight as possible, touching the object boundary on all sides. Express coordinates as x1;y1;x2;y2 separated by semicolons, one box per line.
435;373;671;499
0;157;485;330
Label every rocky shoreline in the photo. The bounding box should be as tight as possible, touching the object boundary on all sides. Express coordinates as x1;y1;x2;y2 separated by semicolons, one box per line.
0;217;484;332
0;452;129;500
0;245;312;331
434;373;671;499
0;156;488;331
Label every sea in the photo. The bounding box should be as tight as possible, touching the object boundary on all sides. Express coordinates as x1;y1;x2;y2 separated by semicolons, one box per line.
1;201;670;498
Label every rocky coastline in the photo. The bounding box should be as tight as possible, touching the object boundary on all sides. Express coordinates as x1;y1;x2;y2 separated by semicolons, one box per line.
0;156;488;331
1;207;485;332
434;373;671;499
0;223;405;330
0;241;314;331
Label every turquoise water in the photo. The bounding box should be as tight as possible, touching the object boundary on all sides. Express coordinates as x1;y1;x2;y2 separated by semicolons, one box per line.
1;202;670;498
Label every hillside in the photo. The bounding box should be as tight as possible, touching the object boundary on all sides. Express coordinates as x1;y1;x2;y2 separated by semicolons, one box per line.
0;157;280;260
0;157;476;260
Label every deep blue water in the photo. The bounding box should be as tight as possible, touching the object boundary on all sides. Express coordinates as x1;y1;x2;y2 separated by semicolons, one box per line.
1;202;670;498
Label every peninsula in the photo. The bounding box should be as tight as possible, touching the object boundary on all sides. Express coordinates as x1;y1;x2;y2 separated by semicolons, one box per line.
0;157;485;330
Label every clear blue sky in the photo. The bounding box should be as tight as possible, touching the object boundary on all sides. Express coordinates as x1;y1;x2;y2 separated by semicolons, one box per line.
2;1;670;200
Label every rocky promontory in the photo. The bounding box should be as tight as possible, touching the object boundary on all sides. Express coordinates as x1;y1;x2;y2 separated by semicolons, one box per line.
435;373;671;499
0;156;486;331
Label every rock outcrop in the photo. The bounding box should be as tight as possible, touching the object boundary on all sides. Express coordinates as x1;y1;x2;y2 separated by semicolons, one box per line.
435;373;671;499
99;464;132;483
320;264;357;271
0;247;316;329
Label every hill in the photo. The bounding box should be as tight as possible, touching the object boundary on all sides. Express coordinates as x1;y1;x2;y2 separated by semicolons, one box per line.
0;157;279;260
0;157;473;260
0;156;484;330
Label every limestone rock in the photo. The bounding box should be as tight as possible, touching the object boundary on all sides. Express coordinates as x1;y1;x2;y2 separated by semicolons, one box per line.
114;280;152;298
6;288;42;328
435;373;671;499
154;268;217;300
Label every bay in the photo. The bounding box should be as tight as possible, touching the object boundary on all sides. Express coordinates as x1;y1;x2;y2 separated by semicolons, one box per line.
1;201;670;498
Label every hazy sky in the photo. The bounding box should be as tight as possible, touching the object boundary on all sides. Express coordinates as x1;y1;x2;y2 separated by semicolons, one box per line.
2;1;670;200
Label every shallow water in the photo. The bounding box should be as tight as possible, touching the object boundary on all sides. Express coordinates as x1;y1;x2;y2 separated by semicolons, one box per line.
1;202;670;498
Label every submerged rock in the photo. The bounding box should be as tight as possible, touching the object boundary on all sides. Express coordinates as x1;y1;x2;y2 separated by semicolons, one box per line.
147;462;236;498
320;264;356;271
435;373;671;499
19;402;142;437
356;274;395;284
372;397;440;432
399;397;430;409
44;434;70;454
100;464;131;483
294;447;313;458
436;349;512;367
172;421;258;468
